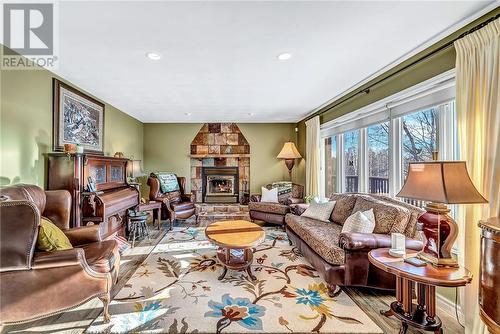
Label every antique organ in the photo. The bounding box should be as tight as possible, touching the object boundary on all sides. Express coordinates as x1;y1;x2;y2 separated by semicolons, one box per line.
47;153;139;238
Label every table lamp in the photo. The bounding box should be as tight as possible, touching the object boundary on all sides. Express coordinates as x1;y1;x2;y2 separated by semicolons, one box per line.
129;160;145;183
397;161;487;267
277;141;302;179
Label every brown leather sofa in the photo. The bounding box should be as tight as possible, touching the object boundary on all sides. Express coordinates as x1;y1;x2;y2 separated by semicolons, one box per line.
147;174;196;225
249;182;304;227
285;193;424;296
0;184;119;325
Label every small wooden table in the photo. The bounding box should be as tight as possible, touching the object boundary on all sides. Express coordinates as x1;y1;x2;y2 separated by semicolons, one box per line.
368;248;472;334
136;201;164;230
205;220;265;280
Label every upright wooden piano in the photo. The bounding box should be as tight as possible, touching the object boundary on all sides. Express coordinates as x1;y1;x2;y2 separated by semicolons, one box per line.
47;153;139;238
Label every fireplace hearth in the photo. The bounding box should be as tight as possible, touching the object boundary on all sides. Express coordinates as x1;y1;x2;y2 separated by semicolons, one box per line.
202;167;239;203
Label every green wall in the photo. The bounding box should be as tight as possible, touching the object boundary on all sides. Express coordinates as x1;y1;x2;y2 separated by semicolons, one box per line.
143;123;298;194
0;60;144;187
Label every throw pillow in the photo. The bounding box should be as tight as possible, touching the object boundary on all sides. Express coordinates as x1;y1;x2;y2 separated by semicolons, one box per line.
341;209;376;233
261;186;279;203
301;201;336;222
155;172;180;193
37;218;73;251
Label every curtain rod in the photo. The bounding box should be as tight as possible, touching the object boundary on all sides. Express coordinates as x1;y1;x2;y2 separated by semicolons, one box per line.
304;12;500;123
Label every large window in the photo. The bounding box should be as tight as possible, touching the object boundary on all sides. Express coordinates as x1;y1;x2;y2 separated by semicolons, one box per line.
367;122;389;194
401;108;438;179
344;130;359;192
319;70;457;198
324;136;337;197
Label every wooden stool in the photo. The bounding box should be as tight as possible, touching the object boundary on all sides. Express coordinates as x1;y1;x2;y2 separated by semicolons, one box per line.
127;211;150;248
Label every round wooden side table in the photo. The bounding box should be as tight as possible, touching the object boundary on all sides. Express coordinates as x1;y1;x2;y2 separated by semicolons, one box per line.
205;220;265;280
368;248;472;334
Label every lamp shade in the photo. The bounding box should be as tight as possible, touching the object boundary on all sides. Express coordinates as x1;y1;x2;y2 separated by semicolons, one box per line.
277;142;302;159
397;161;487;204
130;160;145;178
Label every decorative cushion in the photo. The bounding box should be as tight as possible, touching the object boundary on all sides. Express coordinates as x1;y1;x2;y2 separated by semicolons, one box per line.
301;201;336;222
329;194;358;225
154;172;180;193
342;209;376;233
36;218;73;252
351;196;411;234
248;202;289;215
261;186;279;203
271;181;292;197
285;214;345;265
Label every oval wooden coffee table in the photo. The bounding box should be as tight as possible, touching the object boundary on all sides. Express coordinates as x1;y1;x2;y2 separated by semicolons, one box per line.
205;220;265;280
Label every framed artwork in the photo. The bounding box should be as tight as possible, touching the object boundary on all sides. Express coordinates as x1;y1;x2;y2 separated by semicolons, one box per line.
53;78;105;154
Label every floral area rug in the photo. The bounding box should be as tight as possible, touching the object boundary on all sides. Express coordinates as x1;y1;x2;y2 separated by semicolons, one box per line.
87;226;382;333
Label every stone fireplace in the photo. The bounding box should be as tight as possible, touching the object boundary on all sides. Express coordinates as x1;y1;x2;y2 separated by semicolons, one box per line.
190;123;250;203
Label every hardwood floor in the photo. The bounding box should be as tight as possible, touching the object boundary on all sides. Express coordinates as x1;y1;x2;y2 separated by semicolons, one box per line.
2;220;465;334
344;287;464;334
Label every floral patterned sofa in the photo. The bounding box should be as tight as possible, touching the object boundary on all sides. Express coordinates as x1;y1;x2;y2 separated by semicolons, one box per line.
285;193;424;296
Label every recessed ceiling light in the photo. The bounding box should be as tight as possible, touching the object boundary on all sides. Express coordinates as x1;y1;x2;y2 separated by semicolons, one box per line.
248;113;255;116
184;112;192;116
277;53;292;61
146;52;162;60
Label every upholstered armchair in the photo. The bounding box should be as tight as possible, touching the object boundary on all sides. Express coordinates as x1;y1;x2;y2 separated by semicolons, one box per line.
249;182;304;227
147;173;196;226
0;184;119;325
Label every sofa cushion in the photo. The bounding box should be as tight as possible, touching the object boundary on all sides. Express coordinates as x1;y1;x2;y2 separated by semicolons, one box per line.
79;240;118;273
248;202;289;215
351;195;411;234
285;214;345;265
371;194;425;238
329;194;357;224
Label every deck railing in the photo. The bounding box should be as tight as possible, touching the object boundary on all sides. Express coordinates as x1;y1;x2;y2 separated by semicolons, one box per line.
345;176;389;194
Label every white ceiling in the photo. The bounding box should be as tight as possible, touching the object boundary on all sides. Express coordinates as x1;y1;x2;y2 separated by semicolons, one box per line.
54;1;495;123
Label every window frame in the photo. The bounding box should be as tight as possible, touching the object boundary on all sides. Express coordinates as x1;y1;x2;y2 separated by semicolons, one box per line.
319;69;457;198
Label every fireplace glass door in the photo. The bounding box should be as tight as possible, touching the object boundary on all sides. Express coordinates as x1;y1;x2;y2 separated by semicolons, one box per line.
207;175;235;196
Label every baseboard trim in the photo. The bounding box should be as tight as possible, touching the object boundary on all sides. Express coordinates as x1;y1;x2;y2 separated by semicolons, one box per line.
437;291;463;321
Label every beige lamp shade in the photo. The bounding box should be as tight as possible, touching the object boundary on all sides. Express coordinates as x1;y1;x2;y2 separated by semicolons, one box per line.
130;160;145;178
277;142;302;159
397;161;487;204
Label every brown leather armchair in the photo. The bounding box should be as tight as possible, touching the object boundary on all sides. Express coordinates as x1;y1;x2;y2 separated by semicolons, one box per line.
147;174;196;226
249;182;304;227
0;184;119;325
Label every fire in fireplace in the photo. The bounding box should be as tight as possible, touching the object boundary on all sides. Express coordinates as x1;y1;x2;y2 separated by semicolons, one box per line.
207;176;234;195
202;167;239;203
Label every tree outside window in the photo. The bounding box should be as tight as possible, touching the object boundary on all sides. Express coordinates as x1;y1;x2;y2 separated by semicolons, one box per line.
401;108;438;179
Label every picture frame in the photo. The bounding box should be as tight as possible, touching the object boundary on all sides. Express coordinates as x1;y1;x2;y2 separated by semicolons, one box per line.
53;78;105;154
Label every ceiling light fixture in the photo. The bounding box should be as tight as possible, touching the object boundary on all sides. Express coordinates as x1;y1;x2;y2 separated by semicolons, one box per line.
184;112;192;116
248;113;255;116
277;52;292;61
146;52;162;60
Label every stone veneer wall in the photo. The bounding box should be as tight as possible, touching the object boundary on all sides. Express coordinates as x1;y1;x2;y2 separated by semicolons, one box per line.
190;123;250;203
